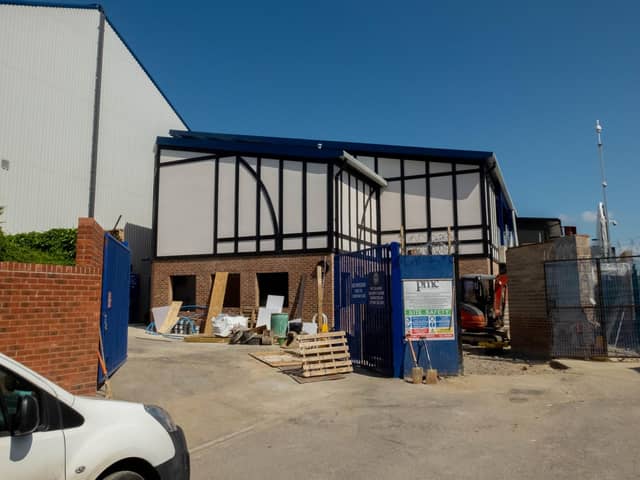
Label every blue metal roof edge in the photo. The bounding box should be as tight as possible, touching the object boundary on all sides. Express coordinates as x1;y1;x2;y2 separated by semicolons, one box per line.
0;1;101;11
0;0;190;131
166;130;494;161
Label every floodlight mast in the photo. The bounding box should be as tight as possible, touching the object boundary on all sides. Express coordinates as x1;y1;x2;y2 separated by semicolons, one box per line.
596;120;611;257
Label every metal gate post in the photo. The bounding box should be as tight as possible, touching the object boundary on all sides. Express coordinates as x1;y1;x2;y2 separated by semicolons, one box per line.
596;258;608;356
334;254;341;331
390;242;404;378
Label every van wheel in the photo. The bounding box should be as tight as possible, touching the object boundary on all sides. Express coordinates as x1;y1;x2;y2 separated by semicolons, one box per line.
103;472;145;480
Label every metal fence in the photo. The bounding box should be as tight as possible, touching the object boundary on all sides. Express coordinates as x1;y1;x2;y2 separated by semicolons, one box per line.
545;256;640;358
334;245;394;375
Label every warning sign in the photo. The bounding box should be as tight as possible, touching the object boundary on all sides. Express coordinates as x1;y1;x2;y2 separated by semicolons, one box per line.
403;279;454;341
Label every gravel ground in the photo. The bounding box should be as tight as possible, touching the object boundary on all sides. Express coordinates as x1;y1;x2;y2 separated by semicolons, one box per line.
463;346;554;375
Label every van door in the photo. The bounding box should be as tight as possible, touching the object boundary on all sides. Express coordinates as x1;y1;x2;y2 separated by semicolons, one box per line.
0;366;65;480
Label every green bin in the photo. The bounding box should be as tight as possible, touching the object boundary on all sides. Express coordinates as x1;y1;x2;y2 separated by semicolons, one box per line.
270;313;289;338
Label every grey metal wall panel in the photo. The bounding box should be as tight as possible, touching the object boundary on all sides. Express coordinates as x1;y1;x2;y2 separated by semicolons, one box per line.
0;5;99;233
260;158;279;235
404;159;426;176
157;161;214;256
160;150;209;163
430;162;452;174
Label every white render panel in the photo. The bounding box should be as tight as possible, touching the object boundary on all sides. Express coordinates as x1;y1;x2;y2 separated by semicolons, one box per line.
157;161;214;256
217;157;236;238
349;176;358;246
356;155;375;171
458;243;484;255
217;241;234;254
404;178;427;229
377;157;401;178
340;175;349;243
430;176;454;228
430;162;452;174
458;228;483;241
456;163;478;172
237;240;255;253
0;5;99;233
380;181;402;231
306;162;327;232
95;22;186;234
282;161;303;234
238;157;257;236
404;160;426;176
160;150;209;163
307;236;327;249
260;159;279;235
260;240;275;252
456;172;482;226
283;238;303;250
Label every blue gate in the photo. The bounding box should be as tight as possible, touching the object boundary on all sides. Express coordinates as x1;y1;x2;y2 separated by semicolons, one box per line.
334;245;394;376
99;233;131;384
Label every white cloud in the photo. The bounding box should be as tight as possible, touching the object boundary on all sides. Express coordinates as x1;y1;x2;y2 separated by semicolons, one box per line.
581;210;598;223
558;213;573;224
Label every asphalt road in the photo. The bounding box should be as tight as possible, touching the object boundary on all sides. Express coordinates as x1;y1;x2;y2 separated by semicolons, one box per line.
111;328;640;480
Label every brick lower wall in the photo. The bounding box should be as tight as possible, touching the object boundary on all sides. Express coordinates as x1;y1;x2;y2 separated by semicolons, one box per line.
0;218;104;395
152;253;334;326
506;235;590;358
458;256;492;276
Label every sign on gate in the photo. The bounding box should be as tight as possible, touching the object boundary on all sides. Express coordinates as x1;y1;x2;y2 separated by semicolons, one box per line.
368;271;386;306
351;276;368;304
402;279;454;341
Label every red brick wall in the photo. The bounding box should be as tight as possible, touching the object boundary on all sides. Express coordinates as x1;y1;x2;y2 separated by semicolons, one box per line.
0;218;104;395
152;253;334;326
506;235;590;358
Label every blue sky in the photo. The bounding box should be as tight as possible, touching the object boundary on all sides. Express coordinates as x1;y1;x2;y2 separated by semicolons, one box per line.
70;1;640;250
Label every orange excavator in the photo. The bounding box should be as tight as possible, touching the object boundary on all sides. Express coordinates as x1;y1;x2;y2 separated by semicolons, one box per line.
459;274;509;346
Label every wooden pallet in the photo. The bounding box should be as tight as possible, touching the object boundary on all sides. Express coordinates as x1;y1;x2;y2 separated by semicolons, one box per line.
249;351;303;368
298;331;353;378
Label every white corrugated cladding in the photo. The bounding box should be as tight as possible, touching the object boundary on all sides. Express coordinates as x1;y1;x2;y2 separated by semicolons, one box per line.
96;21;186;320
95;22;186;235
0;5;99;233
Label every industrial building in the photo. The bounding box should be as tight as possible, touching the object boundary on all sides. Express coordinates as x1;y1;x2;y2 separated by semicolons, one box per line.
151;131;517;321
0;2;187;319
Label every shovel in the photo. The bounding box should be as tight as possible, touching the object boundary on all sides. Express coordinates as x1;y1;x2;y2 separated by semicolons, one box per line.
406;337;423;384
421;338;438;384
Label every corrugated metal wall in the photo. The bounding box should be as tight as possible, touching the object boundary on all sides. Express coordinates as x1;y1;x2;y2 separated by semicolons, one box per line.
0;5;187;321
0;5;99;233
96;22;186;321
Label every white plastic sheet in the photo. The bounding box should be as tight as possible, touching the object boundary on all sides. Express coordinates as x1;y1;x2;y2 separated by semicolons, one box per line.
213;314;248;337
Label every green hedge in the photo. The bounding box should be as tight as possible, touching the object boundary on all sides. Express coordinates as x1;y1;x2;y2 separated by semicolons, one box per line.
0;228;77;265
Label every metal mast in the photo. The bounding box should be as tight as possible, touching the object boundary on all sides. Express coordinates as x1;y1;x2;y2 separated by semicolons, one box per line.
595;120;611;257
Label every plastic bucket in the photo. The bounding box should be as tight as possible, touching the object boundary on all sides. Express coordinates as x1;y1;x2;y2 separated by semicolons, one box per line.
270;313;289;338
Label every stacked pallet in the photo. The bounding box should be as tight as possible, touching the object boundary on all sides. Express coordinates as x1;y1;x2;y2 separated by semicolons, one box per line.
298;331;353;378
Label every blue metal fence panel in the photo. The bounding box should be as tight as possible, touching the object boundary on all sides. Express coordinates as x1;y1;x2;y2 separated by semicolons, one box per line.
98;233;131;384
334;245;394;376
398;255;461;377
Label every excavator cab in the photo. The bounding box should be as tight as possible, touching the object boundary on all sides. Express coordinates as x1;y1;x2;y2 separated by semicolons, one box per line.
460;274;507;333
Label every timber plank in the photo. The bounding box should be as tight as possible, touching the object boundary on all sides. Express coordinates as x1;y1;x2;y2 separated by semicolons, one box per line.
157;301;183;334
204;272;229;335
302;366;354;378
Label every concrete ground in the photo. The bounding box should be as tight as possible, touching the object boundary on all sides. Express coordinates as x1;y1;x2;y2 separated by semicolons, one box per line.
111;328;640;480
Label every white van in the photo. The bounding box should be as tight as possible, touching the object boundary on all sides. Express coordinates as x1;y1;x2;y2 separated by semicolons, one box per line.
0;353;189;479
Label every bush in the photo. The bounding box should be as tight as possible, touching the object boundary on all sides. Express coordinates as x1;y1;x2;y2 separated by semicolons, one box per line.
0;228;77;265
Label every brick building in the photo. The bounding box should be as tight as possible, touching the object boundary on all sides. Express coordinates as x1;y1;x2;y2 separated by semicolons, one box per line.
151;131;517;321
